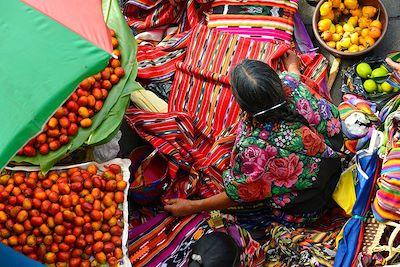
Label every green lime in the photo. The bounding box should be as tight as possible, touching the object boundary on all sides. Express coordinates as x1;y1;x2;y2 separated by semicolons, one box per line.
364;79;377;93
356;63;372;79
381;81;393;92
371;67;388;78
380;64;389;73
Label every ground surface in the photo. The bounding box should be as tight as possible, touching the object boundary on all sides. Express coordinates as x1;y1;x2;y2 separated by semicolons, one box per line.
298;0;400;105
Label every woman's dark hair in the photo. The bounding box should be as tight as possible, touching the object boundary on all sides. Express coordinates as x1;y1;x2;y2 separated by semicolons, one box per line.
230;59;308;125
188;232;240;267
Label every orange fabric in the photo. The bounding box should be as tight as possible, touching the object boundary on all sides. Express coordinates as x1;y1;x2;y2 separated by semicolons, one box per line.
21;0;112;53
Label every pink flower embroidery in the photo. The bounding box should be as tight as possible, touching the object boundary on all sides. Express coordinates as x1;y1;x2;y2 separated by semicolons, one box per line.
309;162;318;174
266;154;303;188
273;194;291;207
296;99;321;126
327;118;341;136
259;129;270;140
240;145;268;181
238;174;272;201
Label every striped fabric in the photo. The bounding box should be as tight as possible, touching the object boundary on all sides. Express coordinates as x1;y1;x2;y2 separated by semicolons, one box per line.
128;212;265;267
208;0;298;44
126;25;290;200
372;145;400;222
123;0;211;81
126;25;329;201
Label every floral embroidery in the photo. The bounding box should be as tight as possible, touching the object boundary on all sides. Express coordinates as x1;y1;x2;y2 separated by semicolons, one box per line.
273;193;291;207
296;99;321;126
237;174;272;201
223;71;341;209
327;117;341;136
266;153;303;187
300;126;325;156
240;145;268;182
259;129;270;140
318;99;332;120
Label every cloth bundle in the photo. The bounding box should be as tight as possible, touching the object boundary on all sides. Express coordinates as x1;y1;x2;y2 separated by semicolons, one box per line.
207;0;298;44
127;212;265;266
372;145;400;222
338;94;380;153
126;24;330;201
372;94;400;222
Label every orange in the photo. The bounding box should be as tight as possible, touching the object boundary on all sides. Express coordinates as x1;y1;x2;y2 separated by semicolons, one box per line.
368;27;381;39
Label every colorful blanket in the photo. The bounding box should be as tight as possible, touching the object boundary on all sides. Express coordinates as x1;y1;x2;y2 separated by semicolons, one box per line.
126;25;329;201
208;0;298;44
123;0;211;82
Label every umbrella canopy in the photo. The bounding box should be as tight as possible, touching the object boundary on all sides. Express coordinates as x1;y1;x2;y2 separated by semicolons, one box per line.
0;243;45;267
334;149;380;267
0;0;112;170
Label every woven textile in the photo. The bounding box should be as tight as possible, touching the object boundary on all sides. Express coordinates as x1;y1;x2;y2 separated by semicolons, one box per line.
208;0;298;44
126;25;329;201
372;144;400;222
128;212;265;267
123;0;211;82
126;25;290;199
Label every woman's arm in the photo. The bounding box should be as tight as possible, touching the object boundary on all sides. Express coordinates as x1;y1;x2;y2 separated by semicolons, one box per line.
164;192;237;217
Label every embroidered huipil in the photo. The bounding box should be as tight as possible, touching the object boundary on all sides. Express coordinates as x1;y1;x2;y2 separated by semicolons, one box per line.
223;72;343;216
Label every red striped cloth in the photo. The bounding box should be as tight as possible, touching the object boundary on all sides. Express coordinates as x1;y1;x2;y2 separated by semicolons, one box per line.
124;0;211;82
126;25;328;200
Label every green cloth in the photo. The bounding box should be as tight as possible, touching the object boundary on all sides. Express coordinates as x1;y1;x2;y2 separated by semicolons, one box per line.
0;0;110;169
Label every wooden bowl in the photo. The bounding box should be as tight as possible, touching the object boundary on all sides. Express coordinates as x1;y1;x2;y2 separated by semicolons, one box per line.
312;0;388;58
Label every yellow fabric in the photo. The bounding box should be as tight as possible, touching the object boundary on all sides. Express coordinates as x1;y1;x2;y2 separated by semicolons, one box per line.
335;220;349;247
332;164;357;216
130;89;168;112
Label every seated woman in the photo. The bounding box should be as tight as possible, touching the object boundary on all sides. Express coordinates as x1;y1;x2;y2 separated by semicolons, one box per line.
165;51;344;228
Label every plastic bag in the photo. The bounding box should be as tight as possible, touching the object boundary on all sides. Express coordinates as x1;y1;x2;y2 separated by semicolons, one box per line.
93;130;122;163
341;55;400;109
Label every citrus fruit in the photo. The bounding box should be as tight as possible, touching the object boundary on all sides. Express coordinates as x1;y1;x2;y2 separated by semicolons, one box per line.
381;82;393;92
356;63;372;78
370;67;388;78
363;79;377;93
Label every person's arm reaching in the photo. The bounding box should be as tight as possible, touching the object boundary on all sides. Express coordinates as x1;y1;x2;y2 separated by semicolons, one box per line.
164;192;237;217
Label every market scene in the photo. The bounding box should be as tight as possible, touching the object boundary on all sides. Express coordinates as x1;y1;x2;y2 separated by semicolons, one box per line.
1;0;400;266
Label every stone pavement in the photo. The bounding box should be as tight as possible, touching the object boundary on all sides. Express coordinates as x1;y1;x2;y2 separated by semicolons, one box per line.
298;0;400;105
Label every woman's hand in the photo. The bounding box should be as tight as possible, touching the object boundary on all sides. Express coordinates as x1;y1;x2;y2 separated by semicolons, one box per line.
386;57;400;76
283;50;301;76
164;198;198;217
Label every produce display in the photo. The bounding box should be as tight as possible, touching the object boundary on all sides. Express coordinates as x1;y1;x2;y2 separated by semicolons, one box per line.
356;62;398;94
317;0;383;53
0;162;129;266
17;29;125;157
